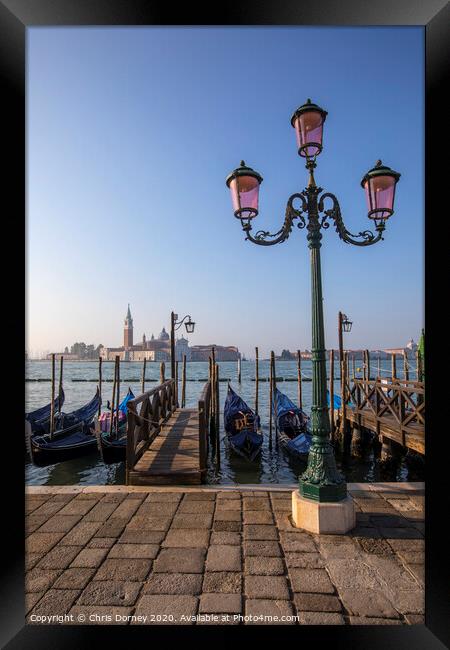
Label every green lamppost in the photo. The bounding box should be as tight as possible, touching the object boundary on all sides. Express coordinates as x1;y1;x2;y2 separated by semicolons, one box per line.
226;100;400;529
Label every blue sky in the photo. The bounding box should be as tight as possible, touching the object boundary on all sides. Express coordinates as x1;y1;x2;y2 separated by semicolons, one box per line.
27;27;424;358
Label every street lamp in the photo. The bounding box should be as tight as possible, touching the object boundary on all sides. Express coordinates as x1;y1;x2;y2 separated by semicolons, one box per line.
338;311;353;365
170;312;195;380
226;99;400;532
341;314;352;333
338;311;353;442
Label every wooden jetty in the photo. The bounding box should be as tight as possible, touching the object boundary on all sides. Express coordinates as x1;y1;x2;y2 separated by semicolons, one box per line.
126;378;211;485
338;376;425;455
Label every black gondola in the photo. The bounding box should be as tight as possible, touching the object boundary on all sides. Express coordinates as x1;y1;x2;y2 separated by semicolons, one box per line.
272;388;312;459
96;388;134;464
25;388;65;435
28;388;101;466
224;384;263;461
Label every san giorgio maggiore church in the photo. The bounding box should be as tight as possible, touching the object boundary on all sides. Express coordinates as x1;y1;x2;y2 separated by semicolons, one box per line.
99;306;189;362
99;306;241;362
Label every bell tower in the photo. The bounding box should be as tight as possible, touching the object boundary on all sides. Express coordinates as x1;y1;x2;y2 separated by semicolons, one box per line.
124;304;134;348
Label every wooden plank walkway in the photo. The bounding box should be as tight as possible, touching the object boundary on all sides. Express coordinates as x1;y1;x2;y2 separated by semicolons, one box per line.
128;409;202;485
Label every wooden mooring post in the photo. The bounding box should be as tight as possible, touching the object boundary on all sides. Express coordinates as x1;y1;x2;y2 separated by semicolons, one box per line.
110;356;118;435
214;362;220;469
181;354;186;408
160;361;165;384
237;356;241;383
352;353;356;380
50;353;56;438
255;346;259;414
365;349;370;381
329;349;335;437
58;354;64;408
391;353;397;381
297;349;303;409
115;356;120;438
98;356;102;416
141;358;147;394
339;353;345;443
340;352;350;453
209;355;216;445
269;351;274;447
403;351;409;381
271;351;278;447
351;350;363;455
175;360;179;406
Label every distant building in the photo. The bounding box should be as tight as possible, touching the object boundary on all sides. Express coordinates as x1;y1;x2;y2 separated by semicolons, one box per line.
45;352;79;360
124;304;133;349
176;335;191;361
278;349;296;360
190;345;241;362
275;350;311;360
99;306;240;362
99;305;171;361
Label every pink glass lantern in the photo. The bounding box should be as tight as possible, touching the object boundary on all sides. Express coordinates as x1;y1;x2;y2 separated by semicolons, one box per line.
361;160;401;225
291;99;328;158
226;161;263;219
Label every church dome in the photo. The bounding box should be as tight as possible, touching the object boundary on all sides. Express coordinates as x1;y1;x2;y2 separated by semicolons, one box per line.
158;327;170;341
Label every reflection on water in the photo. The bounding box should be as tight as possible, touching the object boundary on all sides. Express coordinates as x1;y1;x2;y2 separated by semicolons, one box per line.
25;360;424;486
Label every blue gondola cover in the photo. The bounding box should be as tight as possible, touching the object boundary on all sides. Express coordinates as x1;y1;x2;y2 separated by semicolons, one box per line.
26;388;66;433
327;390;342;409
32;389;101;449
224;384;262;460
272;388;312;457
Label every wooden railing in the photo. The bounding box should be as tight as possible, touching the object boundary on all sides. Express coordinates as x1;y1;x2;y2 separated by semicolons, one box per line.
198;380;211;474
344;377;425;442
126;379;177;472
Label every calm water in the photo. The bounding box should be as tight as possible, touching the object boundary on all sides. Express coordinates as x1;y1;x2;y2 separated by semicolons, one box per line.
25;359;424;486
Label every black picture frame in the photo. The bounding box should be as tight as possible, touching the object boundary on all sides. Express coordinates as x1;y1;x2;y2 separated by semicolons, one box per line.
2;0;448;647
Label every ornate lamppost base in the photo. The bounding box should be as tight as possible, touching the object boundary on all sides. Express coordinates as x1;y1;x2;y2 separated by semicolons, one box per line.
291;491;356;534
299;480;347;502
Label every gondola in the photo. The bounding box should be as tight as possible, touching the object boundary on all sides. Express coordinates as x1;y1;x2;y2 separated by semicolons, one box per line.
96;388;134;464
272;388;312;459
28;388;101;466
224;384;263;461
25;389;65;435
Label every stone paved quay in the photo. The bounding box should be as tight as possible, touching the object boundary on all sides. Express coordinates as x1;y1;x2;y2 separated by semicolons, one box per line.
25;483;424;626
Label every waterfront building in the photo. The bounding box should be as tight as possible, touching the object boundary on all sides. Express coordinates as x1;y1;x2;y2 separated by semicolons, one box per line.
190;345;241;362
176;335;191;361
275;350;312;360
99;306;240;362
124;304;133;349
45;352;79;360
99;306;171;361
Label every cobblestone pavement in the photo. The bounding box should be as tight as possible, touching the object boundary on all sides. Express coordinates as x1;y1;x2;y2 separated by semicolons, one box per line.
25;483;424;625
